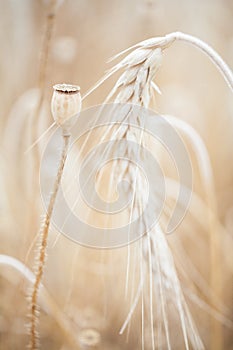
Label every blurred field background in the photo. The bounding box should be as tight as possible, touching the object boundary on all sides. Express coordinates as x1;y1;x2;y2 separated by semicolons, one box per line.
0;0;232;349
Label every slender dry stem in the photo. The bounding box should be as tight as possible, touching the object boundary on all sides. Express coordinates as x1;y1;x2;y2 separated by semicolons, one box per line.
29;0;58;234
29;134;70;350
166;32;233;92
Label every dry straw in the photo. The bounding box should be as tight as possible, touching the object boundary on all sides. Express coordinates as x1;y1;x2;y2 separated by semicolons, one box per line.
30;0;58;229
31;0;58;160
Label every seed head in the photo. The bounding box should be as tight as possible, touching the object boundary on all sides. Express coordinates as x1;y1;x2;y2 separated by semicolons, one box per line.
51;83;81;135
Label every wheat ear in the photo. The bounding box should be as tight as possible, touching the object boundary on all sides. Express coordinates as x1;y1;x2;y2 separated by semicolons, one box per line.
83;32;232;349
88;41;193;349
29;84;81;349
83;31;232;101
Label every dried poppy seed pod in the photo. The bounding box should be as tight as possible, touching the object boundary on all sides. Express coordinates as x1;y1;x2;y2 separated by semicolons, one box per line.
51;83;81;135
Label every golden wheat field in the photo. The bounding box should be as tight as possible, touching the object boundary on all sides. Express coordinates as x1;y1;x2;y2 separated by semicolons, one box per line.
0;0;232;349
